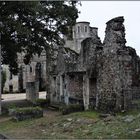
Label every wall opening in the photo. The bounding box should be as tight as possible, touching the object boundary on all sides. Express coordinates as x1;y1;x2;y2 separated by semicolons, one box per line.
78;26;80;33
89;78;97;108
85;26;87;32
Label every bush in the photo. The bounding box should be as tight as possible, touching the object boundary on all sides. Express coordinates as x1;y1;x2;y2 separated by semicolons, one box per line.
60;104;84;115
10;106;43;121
34;98;50;107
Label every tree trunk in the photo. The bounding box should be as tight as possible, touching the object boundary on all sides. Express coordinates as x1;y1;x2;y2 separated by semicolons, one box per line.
45;46;51;100
0;40;2;115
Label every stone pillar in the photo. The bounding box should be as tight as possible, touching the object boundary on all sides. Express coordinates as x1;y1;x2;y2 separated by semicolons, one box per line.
59;75;63;102
25;64;39;102
26;81;39;102
83;75;90;110
64;75;69;105
50;76;55;103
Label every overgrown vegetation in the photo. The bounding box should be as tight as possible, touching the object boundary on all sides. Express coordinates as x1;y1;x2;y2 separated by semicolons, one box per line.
10;106;43;121
2;100;34;114
1;1;79;74
34;99;50;108
0;109;140;139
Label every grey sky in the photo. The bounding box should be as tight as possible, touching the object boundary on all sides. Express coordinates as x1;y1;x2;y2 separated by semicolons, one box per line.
77;1;140;56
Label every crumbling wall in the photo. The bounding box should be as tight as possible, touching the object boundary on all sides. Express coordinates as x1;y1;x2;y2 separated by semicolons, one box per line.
68;73;83;99
96;16;139;112
50;17;140;112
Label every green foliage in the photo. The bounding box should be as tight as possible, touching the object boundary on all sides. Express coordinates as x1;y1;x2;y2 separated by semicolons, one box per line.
7;104;17;110
70;111;100;119
34;98;50;107
2;100;35;114
60;104;84;115
0;1;79;74
10;106;43;121
13;106;42;114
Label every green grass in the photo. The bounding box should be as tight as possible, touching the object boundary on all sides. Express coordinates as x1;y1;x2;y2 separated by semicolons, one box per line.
68;110;99;119
0;109;140;139
117;109;140;116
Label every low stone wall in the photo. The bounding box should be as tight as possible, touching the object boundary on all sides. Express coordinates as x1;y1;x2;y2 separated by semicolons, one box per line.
9;107;43;121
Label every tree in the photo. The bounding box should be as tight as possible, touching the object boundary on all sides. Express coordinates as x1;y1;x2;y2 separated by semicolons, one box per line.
0;1;41;114
0;34;1;115
0;1;79;112
1;1;79;71
1;70;6;94
36;1;79;99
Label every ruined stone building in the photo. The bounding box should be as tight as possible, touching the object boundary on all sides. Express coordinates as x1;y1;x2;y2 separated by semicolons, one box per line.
50;16;140;112
3;51;47;93
3;16;140;112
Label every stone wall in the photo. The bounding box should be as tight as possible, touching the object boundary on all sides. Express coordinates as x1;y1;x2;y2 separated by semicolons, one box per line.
3;65;19;93
96;17;140;112
68;73;83;98
50;17;140;112
3;50;47;93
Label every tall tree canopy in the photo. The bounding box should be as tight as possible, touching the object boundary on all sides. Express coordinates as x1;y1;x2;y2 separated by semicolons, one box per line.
0;1;79;74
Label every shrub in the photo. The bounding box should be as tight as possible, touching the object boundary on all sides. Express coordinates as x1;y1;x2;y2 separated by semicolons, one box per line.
60;104;84;115
34;98;50;107
10;106;43;121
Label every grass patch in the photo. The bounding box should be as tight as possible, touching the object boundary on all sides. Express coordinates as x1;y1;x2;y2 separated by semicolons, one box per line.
68;110;99;119
2;100;34;114
0;109;140;139
9;106;43;121
34;98;50;108
117;109;140;116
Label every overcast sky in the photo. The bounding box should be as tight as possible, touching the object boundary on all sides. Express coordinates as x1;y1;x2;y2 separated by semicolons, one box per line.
77;1;140;56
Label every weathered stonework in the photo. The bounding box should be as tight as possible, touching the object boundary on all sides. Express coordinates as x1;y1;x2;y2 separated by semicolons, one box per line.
96;17;140;112
3;51;47;94
3;16;140;112
50;17;140;112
